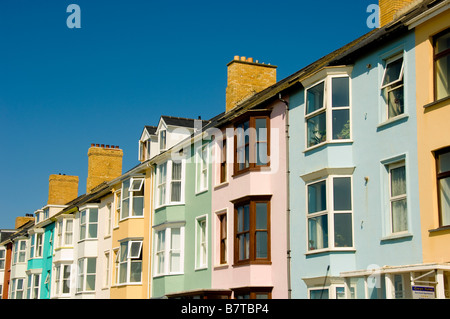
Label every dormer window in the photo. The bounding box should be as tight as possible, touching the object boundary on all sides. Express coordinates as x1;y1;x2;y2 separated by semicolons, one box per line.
160;130;167;151
139;139;151;162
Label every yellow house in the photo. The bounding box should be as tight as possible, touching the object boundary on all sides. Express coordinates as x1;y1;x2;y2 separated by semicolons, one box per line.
409;2;450;265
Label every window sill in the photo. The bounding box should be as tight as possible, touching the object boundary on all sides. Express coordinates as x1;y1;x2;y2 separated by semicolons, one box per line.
153;272;184;279
214;181;229;190
305;247;356;256
424;95;450;109
213;264;229;270
155;203;185;210
380;232;413;242
429;225;450;233
377;113;409;130
233;260;272;267
195;189;208;196
195;266;208;271
303;140;353;153
119;216;144;223
111;282;142;287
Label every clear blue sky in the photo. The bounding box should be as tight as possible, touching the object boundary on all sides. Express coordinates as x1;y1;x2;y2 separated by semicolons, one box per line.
0;0;375;229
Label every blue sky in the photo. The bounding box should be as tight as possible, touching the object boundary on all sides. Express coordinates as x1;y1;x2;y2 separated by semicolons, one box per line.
0;0;375;229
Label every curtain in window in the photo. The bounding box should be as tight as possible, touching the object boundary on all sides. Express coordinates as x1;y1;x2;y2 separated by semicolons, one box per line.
65;220;73;245
171;162;182;202
170;228;181;273
391;166;407;233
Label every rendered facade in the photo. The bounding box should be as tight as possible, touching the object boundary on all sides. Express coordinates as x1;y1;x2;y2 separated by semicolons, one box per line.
1;0;449;300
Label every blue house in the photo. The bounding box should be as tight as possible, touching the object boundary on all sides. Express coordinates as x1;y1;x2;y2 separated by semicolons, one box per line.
288;2;430;299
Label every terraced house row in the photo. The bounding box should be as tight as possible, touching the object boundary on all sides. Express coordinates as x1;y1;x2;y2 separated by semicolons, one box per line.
1;0;449;299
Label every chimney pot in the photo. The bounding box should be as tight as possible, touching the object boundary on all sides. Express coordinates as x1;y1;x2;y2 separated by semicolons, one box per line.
247;57;253;63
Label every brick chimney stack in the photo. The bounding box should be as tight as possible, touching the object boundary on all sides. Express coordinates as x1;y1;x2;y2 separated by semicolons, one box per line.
226;56;277;112
48;174;79;205
379;0;419;27
86;144;123;193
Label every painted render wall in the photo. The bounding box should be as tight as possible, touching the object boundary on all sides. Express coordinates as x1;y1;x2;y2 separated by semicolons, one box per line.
289;30;423;298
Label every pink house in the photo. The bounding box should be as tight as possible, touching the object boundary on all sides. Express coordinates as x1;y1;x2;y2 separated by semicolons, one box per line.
209;56;289;299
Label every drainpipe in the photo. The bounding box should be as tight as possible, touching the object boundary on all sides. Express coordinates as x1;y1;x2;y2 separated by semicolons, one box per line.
279;93;291;299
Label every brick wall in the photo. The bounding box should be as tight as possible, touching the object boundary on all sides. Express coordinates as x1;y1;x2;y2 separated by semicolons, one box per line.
48;174;79;205
86;144;123;193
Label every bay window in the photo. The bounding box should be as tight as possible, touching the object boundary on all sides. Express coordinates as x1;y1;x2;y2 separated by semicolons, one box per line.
26;273;40;299
381;55;405;119
56;217;73;248
154;225;184;276
305;75;351;149
121;177;145;219
436;147;450;227
233;196;271;265
13;240;27;264
234;114;270;174
307;176;353;252
55;264;71;295
434;29;450;100
0;248;5;270
117;240;143;284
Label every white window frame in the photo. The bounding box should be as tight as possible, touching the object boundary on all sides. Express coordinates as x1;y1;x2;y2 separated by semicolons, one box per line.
104;251;110;287
117;240;143;285
196;144;209;194
79;207;99;241
11;278;25;299
105;203;112;237
0;248;5;270
14;239;27;264
304;74;352;151
35;233;43;258
56;216;74;248
305;175;354;253
380;53;405;121
156;160;185;208
195;215;208;270
120;176;145;220
388;161;408;234
26;273;41;299
153;225;185;277
159;129;167;151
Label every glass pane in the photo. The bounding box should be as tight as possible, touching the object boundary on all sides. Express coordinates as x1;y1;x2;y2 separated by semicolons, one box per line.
332;109;350;140
255;118;267;141
133;196;144;216
256;231;268;258
333;177;352;211
332;77;350;107
308;215;328;250
239;233;249;260
391;166;406;197
255;203;267;229
171;228;180;250
244;205;250;231
88;223;97;238
438;151;450;173
308;181;327;214
306;82;325;114
80;211;86;225
334;213;353;247
436;55;450;100
120;242;128;262
307;112;326;147
336;287;346;299
171;181;181;202
130;261;142;282
387;84;404;118
244;121;249;144
172;162;182;180
159;163;167;183
435;30;450;55
383;58;403;86
130;242;142;258
89;209;98;222
122;179;130;199
439;177;450;226
170;252;180;272
392;199;408;233
122;198;130;218
256;142;268;166
119;263;127;283
80;225;86;240
157;231;165;251
131;178;143;191
87;258;96;273
86;275;95;291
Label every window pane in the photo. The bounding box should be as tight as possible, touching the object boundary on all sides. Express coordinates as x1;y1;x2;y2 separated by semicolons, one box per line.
255;118;267;141
306;82;325;114
171;181;181;202
387;84;404;118
170;252;180;273
172;162;182;180
171;228;181;250
332;109;350;140
133;196;144;216
119;263;127;283
391;166;406;197
436;55;449;100
120;242;128;262
130;178;143;191
88;223;97;238
307;112;326;147
435;30;450;54
333;177;352;211
308;181;327;214
130;261;142;282
86;274;95;291
438;151;450;173
87;258;96;273
130;242;142;258
392;199;408;233
122;198;130;218
308;215;328;250
159;163;167;183
332;77;349;107
256;142;268;166
256;232;268;258
122;180;130;199
439;177;450;226
383;58;403;87
334;213;353;247
310;289;329;299
239;233;250;260
255;203;267;229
